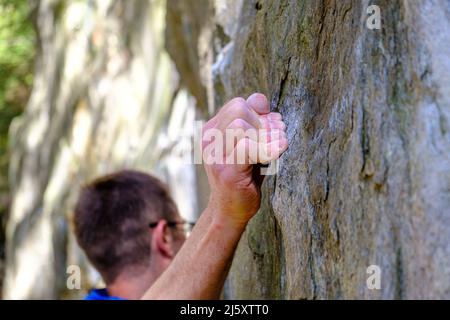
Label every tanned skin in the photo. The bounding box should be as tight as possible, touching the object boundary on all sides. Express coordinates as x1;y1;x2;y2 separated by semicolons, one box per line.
141;93;288;299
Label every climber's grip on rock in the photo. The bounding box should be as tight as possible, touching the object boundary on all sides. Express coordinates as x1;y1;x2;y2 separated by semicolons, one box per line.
142;93;288;299
77;94;288;300
202;93;288;228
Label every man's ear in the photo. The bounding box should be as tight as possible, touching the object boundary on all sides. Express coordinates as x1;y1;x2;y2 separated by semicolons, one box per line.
152;220;174;259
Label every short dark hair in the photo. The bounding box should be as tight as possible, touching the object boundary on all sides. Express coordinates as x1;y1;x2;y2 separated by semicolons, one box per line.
73;170;178;284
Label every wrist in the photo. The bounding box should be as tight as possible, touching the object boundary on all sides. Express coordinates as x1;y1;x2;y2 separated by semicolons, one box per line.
212;213;248;234
206;198;249;233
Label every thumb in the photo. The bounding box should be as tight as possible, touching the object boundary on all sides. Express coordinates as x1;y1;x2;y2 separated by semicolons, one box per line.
247;93;270;115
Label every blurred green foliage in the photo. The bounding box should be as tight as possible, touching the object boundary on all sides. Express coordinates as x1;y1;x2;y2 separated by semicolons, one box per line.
0;0;35;232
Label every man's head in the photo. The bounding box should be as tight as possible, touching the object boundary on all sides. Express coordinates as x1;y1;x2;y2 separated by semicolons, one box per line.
73;170;187;291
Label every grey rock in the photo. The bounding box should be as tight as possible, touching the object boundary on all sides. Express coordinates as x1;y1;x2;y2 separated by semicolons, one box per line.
168;0;450;299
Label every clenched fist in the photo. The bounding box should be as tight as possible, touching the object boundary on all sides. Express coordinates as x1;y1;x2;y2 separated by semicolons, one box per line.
202;93;288;228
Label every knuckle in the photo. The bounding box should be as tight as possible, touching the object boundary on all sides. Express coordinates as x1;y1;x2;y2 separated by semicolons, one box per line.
230;98;249;116
231;118;247;129
230;97;246;106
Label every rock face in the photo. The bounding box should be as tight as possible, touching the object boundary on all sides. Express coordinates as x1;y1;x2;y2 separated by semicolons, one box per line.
167;0;450;299
4;0;450;299
4;0;204;299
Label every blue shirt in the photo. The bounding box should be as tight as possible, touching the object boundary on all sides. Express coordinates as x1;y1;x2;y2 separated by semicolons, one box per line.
85;288;125;300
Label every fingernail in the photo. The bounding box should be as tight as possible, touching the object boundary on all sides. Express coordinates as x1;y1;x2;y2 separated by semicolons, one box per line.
270;119;286;130
268;113;282;121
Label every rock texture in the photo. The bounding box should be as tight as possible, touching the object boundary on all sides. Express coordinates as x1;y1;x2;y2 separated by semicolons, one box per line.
167;0;450;299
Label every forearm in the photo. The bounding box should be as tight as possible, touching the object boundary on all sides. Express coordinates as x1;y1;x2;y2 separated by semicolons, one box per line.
141;204;246;300
141;94;282;299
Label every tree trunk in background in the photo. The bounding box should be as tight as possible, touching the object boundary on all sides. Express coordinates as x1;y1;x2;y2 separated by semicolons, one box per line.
167;0;450;299
4;0;207;299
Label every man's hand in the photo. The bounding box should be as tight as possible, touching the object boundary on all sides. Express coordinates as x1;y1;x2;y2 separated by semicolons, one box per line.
142;93;288;300
202;93;288;228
